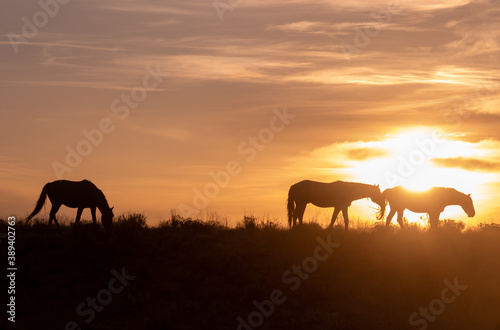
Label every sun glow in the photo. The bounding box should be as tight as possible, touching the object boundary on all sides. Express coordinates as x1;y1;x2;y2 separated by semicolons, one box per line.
345;127;494;223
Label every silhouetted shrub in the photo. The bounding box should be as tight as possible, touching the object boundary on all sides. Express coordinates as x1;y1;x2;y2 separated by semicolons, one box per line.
10;212;500;330
475;222;500;234
114;212;147;244
260;218;281;230
164;213;188;228
237;216;258;229
477;222;500;229
441;219;465;232
116;212;147;229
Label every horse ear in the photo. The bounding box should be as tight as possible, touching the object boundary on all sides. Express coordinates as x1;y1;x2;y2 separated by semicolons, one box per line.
468;194;471;197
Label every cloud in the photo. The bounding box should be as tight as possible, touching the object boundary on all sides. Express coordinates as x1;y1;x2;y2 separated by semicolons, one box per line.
443;3;500;57
3;0;500;221
3;0;500;93
326;0;474;11
0;156;38;179
433;157;500;172
86;0;206;16
287;141;388;175
127;123;191;142
346;147;388;161
268;21;327;33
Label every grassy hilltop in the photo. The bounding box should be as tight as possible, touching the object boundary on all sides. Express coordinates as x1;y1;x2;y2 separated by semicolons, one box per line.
1;214;500;330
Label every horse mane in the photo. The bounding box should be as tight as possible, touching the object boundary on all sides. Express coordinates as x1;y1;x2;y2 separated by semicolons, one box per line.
83;179;112;213
331;180;376;187
432;187;463;195
96;189;112;211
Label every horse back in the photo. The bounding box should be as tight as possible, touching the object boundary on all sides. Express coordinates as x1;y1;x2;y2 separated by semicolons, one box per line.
290;180;351;206
47;180;104;208
383;186;449;212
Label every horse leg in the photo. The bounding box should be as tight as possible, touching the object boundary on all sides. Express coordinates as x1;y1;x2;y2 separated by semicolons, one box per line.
328;207;341;229
295;203;306;226
429;213;439;229
341;207;349;231
386;209;396;226
396;210;405;228
75;208;83;224
91;207;97;224
49;203;61;233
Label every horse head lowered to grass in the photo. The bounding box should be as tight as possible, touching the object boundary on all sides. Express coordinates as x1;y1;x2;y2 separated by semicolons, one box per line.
383;186;475;228
25;179;114;232
287;180;386;230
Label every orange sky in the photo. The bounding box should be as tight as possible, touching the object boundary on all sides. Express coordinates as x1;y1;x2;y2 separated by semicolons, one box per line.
1;0;500;226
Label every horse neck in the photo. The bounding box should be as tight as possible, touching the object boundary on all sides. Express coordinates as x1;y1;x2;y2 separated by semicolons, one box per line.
96;192;111;213
445;190;467;206
348;184;377;200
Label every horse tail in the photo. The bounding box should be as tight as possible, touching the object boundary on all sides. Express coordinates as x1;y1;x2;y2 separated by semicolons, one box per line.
287;187;295;228
377;189;390;220
25;183;50;223
377;199;386;220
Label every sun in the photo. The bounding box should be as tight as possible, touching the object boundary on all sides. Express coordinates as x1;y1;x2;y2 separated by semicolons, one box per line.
373;127;478;191
347;128;454;190
382;129;444;191
344;127;491;223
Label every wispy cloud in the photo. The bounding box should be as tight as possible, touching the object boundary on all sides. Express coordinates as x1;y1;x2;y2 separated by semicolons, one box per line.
127;123;191;142
268;21;327;32
433;157;500;172
86;0;207;16
444;3;500;57
0;156;38;179
346;147;388;161
2;0;500;221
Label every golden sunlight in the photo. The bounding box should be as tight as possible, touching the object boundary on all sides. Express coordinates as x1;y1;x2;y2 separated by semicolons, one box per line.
346;127;494;223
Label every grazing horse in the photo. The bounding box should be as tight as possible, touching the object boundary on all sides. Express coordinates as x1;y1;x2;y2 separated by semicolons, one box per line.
25;180;114;232
383;186;475;228
287;180;386;229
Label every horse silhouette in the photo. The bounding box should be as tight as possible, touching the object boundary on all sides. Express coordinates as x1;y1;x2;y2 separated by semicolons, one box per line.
25;180;114;232
287;180;385;229
383;186;475;228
